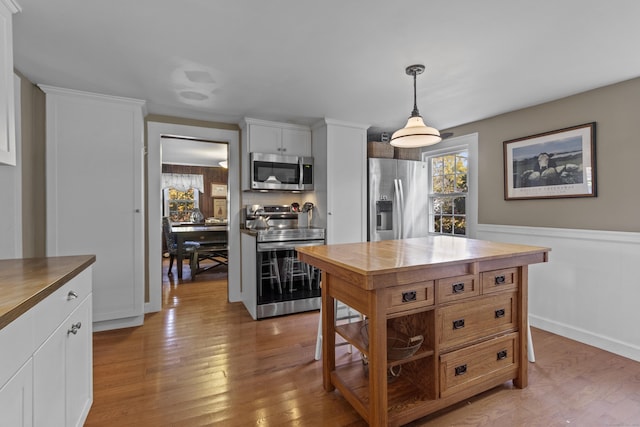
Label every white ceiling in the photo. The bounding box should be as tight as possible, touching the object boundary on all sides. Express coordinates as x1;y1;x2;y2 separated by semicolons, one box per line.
12;0;640;139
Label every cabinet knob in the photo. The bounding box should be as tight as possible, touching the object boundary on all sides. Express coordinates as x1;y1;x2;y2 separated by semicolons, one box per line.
452;319;465;330
454;364;467;376
401;291;417;303
67;322;82;335
451;282;465;294
67;291;79;300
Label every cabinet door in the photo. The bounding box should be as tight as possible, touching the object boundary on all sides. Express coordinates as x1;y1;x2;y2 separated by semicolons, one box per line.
66;297;93;426
0;1;17;166
43;87;145;326
33;322;66;427
248;124;282;153
0;359;33;427
326;126;367;244
281;128;311;156
34;296;93;427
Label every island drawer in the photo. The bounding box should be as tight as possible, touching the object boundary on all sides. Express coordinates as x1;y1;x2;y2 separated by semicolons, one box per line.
438;292;517;350
436;274;479;304
440;332;518;397
386;281;434;314
481;268;519;294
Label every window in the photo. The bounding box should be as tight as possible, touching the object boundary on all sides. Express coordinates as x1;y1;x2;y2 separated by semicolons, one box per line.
429;151;468;235
423;133;478;238
163;187;199;222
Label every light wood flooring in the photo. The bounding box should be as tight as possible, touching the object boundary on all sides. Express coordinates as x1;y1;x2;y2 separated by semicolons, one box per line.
85;263;640;426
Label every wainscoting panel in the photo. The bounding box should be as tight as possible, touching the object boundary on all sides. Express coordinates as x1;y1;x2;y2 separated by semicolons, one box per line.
477;224;640;362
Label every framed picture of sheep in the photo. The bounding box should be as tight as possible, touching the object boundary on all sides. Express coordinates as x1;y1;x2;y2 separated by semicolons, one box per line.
503;122;596;200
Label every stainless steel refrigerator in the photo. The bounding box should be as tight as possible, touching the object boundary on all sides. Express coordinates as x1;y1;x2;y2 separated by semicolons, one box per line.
368;158;429;241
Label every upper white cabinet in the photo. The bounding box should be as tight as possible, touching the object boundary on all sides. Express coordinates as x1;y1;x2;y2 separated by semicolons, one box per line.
311;118;368;244
0;0;20;166
242;118;311;156
240;117;311;190
41;86;146;331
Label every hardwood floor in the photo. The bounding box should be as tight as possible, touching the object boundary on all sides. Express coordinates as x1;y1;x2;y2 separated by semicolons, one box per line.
85;263;640;426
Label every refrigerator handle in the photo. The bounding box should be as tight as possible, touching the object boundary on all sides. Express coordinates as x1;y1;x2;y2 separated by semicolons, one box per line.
394;178;404;239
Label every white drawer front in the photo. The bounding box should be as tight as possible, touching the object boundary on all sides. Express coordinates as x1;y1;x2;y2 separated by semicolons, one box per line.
33;268;92;346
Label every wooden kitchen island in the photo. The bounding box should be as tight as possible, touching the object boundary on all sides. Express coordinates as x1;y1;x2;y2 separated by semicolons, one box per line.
297;236;549;426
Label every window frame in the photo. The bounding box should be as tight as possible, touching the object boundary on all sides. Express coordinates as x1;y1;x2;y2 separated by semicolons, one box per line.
422;133;478;238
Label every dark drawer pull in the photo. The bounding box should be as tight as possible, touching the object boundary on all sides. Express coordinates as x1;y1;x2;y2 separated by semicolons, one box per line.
494;274;506;285
495;308;505;318
454;364;467;376
402;291;417;303
451;282;465;294
452;319;465;330
497;350;508;360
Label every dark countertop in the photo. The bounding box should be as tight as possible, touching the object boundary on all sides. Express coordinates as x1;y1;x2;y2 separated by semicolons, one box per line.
0;255;96;330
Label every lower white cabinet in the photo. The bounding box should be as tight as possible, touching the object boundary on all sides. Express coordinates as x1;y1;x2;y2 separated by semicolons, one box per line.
33;295;92;427
0;359;33;427
0;264;93;427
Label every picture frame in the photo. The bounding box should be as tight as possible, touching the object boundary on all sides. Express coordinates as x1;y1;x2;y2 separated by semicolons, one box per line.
213;198;227;219
211;183;227;198
503;122;596;200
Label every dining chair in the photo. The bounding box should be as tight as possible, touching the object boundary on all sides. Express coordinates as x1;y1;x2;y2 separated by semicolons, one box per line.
162;217;200;276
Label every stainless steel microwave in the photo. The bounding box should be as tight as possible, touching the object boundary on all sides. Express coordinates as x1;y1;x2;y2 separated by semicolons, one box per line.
250;152;314;191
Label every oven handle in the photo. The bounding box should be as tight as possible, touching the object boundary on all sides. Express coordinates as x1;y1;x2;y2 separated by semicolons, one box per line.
256;241;325;252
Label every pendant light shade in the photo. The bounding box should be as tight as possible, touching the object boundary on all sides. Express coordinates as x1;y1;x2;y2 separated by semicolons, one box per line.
391;64;441;148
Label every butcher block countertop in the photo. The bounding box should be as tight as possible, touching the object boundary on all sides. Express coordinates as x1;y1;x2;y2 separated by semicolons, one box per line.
297;236;550;290
0;255;96;331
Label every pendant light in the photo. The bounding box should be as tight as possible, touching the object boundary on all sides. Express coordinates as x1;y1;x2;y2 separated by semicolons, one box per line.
390;64;441;148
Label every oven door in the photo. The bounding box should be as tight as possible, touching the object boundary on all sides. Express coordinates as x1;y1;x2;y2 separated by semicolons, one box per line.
255;240;324;318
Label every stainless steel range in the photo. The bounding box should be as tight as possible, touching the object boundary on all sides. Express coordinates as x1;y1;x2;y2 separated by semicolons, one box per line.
240;205;325;319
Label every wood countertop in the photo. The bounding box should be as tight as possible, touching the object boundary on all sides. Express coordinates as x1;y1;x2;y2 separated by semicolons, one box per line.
0;255;96;331
297;236;550;290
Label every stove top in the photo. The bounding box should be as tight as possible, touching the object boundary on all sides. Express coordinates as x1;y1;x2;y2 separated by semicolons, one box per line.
252;226;325;242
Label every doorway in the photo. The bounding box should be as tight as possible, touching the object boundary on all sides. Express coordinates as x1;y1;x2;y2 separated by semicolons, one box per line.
147;122;241;313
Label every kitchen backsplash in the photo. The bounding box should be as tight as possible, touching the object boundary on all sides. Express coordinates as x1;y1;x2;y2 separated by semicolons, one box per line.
242;191;309;208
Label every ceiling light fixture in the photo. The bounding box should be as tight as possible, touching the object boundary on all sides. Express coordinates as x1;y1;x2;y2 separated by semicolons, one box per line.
390;64;441;148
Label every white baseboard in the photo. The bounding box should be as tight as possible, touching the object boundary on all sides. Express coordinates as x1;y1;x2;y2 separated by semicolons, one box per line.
477;224;640;362
93;315;144;332
530;314;640;362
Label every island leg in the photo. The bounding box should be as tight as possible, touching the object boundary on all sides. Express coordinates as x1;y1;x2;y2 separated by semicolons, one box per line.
322;273;336;391
514;265;529;388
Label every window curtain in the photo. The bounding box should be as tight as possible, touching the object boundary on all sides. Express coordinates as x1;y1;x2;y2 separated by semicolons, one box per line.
161;173;204;193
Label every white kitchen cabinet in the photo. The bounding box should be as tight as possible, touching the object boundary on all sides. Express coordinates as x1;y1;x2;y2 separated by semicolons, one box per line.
41;85;146;331
242;118;311;156
0;258;94;427
0;0;20;166
311;118;368;244
0;359;33;427
33;294;92;427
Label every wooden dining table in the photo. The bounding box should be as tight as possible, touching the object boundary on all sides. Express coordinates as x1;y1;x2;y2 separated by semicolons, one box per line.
171;224;228;278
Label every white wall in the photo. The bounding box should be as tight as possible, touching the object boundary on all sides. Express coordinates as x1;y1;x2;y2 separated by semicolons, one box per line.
477;224;640;362
0;74;22;259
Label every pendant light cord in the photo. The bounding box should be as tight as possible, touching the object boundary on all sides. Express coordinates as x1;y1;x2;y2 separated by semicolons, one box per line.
411;70;420;118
